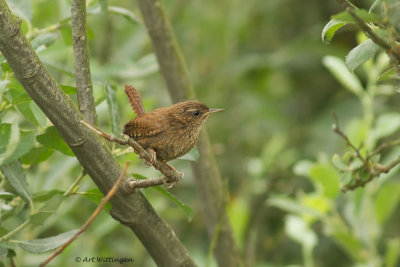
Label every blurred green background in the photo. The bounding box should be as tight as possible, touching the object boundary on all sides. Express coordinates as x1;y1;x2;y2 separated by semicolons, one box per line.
1;0;400;266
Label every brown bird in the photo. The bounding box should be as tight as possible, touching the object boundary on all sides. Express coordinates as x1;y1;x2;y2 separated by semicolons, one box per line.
123;84;223;170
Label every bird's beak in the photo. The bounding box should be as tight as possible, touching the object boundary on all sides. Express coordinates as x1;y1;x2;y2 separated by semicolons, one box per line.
208;108;224;113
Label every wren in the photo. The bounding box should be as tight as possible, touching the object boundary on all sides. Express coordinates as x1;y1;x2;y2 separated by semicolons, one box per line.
123;84;223;167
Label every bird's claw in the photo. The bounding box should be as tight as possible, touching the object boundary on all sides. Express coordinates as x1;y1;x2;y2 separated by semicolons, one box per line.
163;171;184;188
145;148;157;166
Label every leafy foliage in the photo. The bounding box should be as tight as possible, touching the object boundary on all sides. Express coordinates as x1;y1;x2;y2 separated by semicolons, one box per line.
0;0;399;266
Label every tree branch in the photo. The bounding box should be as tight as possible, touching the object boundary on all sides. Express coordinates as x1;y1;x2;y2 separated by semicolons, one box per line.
71;0;97;125
136;0;243;265
0;1;195;265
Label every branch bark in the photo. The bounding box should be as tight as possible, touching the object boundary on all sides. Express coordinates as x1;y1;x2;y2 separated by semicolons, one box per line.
136;0;243;265
0;1;195;266
71;0;97;125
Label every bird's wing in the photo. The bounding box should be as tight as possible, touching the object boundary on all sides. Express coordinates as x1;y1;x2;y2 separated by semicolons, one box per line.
123;112;167;139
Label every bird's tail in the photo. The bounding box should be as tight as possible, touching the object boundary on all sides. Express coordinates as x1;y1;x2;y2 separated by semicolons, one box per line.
124;84;146;116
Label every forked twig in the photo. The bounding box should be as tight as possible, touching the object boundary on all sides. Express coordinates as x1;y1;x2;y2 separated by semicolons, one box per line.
332;112;400;192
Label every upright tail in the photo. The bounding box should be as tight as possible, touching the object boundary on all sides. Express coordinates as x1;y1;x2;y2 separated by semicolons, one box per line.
124;84;146;116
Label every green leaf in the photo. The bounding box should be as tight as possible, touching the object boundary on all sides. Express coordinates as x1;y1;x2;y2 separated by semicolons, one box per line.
0;80;9;94
0;191;15;200
133;174;194;221
0;121;19;164
21;146;53;165
36;126;74;156
1;131;36;164
340;173;352;185
32;189;64;202
59;85;77;95
18;229;78;253
268;196;322;218
108;6;142;24
375;183;400;225
16;101;38;125
7;0;33;22
30;194;64;225
331;154;347;171
0;160;32;205
332;9;381;23
178;147;199;161
104;83;120;136
31;32;58;50
322;19;350;44
152;186;194;221
0;245;8;261
378;67;400;81
81;188;111;212
346;39;380;71
309;163;340;198
371;113;400;142
293;160;314;176
95;95;106;106
8;87;30;104
322;56;364;97
285;215;317;250
346;118;368;148
30;101;47;126
0;123;11;152
348;158;364;171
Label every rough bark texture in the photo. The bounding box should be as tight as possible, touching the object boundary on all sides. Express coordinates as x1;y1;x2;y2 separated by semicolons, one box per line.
0;1;196;266
136;0;244;266
71;0;97;125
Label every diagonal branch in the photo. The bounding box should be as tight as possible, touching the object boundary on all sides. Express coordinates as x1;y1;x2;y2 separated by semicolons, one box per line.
0;1;196;265
71;0;97;125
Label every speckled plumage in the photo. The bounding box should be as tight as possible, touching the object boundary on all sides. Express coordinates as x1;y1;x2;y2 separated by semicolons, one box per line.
123;97;222;162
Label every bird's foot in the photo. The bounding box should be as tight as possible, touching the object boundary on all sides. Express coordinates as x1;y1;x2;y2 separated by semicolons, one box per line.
145;148;157;166
163;163;184;188
119;134;130;145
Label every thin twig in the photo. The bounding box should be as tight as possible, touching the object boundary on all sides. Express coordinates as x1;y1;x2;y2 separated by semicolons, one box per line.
63;170;87;196
332;112;366;162
40;162;130;267
125;177;167;189
0;219;30;243
368;139;400;158
71;0;97;125
80;120;182;186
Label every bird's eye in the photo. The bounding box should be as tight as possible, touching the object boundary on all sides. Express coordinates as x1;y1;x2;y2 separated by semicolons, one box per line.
193;110;200;116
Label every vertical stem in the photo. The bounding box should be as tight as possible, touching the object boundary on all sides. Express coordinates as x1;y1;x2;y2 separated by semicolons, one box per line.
136;0;243;265
136;0;195;103
71;0;97;125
